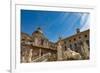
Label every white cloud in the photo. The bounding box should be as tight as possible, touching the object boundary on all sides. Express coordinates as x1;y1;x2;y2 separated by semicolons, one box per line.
80;14;90;31
80;23;89;31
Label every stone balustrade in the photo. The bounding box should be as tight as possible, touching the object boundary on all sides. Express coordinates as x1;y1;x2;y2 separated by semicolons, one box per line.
32;53;51;62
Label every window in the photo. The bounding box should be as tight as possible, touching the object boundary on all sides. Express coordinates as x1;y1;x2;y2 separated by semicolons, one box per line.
65;46;67;51
78;41;83;45
74;38;76;41
86;40;89;46
74;43;77;51
41;39;44;45
84;35;87;38
64;41;66;44
69;40;71;42
69;44;72;49
79;36;81;39
74;43;77;47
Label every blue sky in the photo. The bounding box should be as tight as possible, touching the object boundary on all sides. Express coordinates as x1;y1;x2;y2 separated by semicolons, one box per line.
21;9;89;42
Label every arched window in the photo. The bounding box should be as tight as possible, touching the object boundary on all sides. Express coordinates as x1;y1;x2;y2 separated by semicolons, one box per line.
78;41;83;45
41;39;44;45
69;40;71;42
69;44;72;50
65;46;67;51
74;43;77;51
74;43;77;48
86;40;89;46
79;36;81;39
84;34;87;38
74;38;76;41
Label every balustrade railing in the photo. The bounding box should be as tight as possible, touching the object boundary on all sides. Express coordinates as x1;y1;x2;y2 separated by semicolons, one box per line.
32;53;51;62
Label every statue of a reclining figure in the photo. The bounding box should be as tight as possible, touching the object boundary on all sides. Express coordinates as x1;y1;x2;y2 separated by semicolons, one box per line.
64;48;82;60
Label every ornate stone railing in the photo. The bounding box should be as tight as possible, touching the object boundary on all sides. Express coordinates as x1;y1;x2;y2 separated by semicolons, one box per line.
32;53;51;62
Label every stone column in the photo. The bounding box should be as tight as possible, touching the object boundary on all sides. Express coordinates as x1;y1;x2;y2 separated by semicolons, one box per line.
28;49;33;63
83;41;89;59
39;48;42;57
57;43;63;61
24;50;27;63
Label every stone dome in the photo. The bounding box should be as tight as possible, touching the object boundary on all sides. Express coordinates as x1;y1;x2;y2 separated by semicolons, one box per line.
32;27;48;40
34;27;43;34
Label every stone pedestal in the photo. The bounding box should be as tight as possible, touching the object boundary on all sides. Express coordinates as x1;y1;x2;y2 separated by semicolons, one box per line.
21;56;25;62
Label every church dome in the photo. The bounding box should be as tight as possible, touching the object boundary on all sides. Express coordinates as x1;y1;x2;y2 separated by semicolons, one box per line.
32;27;49;41
32;27;43;35
33;27;43;34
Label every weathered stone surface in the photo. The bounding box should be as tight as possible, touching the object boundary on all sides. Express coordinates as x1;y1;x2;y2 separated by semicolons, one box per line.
57;43;63;61
21;28;89;62
63;48;82;60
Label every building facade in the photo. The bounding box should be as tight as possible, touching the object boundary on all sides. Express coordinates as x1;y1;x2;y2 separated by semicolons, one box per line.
57;29;90;60
21;28;90;63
